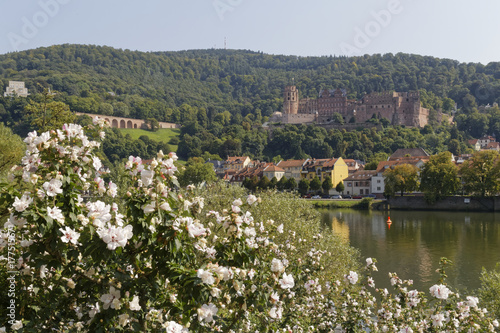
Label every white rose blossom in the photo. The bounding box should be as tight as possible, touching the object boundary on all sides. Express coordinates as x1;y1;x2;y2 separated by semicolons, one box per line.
97;225;133;250
13;194;33;212
164;321;189;333
197;268;215;285
429;284;451;300
279;272;295;289
48;206;65;224
59;226;80;245
271;258;285;273
100;286;121;310
197;303;218;323
246;194;258;205
345;271;359;284
129;295;141;311
43;179;63;197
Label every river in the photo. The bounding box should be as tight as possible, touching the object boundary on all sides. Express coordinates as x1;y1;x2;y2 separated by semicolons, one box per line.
320;209;500;293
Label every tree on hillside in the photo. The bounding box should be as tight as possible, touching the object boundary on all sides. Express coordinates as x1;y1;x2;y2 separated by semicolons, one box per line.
286;177;297;191
146;118;160;132
25;90;75;132
298;178;310;196
258;176;270;190
277;176;288;191
98;102;114;116
177;158;217;187
365;152;389;170
383;164;420;197
310;176;322;192
460;150;500;197
331;113;344;124
0;123;24;180
242;176;259;192
269;176;278;189
322;176;333;194
336;181;345;194
420;151;460;203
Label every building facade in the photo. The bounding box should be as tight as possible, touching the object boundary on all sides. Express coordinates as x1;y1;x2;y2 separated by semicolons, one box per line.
4;81;29;97
300;157;349;192
281;85;430;128
276;159;309;182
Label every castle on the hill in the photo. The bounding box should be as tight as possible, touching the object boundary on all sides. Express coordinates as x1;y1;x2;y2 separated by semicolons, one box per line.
277;85;430;127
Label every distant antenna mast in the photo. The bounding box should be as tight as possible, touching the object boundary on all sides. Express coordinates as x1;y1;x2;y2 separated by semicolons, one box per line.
224;37;227;50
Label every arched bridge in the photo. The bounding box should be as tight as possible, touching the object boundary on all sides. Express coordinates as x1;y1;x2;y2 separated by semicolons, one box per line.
75;112;180;129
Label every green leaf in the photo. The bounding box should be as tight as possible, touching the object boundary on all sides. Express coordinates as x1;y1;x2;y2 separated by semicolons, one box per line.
175;238;182;251
46;217;53;231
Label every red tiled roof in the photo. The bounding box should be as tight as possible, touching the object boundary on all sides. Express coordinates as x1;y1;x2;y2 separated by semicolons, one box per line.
226;156;250;164
344;170;377;181
277;159;308;168
376;159;426;173
264;165;285;172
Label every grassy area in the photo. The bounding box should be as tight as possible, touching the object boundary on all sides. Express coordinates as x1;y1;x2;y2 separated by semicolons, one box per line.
119;128;180;152
309;198;381;209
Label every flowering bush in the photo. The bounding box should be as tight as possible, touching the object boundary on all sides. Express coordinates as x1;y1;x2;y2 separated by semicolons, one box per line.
0;121;498;332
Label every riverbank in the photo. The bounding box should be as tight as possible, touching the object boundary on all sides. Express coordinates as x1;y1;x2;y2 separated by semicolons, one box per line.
310;198;380;209
384;196;500;212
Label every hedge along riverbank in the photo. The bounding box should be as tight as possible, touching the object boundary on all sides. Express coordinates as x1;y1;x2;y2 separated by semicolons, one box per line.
310;197;377;209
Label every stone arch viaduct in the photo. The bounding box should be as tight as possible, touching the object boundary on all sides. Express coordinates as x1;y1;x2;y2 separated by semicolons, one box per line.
75;112;180;129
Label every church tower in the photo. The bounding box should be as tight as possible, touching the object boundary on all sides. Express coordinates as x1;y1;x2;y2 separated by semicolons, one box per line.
283;85;299;114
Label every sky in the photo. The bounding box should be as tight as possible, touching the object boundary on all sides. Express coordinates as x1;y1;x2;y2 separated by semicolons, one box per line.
0;0;499;64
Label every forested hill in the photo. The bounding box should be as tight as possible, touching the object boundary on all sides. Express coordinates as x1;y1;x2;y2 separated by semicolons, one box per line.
1;44;500;123
2;44;500;164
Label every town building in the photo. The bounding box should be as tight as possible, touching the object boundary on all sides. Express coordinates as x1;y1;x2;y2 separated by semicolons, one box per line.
485;142;500;151
206;159;225;178
344;159;364;175
468;139;481;151
301;158;349;192
467;136;498;151
478;135;496;148
373;156;430;196
4;81;29;97
388;148;430;160
230;162;273;185
262;165;285;181
278;85;430;128
224;156;251;171
344;170;378;196
276;159;309;182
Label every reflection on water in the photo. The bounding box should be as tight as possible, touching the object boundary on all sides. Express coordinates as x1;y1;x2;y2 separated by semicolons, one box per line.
321;209;500;292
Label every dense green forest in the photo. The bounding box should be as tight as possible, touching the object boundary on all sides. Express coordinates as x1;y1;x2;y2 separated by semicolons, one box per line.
1;44;499;163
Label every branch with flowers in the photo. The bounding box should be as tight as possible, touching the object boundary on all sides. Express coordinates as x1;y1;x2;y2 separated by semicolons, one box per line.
0;120;498;332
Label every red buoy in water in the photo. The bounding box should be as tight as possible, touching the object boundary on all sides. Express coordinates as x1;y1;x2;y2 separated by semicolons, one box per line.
387;216;392;229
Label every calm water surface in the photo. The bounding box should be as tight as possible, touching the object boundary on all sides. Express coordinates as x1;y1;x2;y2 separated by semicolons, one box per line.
321;209;500;292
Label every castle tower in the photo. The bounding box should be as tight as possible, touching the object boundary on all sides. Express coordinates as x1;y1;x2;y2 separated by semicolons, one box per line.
283;85;299;114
